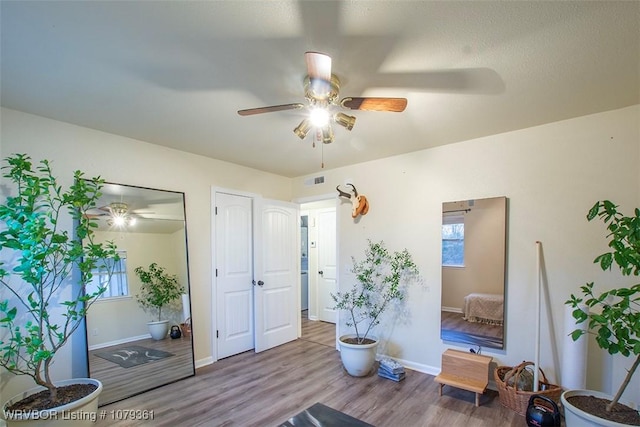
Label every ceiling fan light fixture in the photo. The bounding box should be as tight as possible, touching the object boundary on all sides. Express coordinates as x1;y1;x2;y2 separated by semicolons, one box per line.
309;107;330;127
106;202;136;228
293;119;312;139
107;215;136;228
334;112;356;131
111;216;125;227
110;202;128;216
321;125;334;144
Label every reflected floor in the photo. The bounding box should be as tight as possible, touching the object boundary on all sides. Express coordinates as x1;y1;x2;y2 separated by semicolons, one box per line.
441;311;503;349
89;336;194;406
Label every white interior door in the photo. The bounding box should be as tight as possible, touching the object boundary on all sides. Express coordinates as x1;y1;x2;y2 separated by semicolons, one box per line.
253;198;300;353
317;207;337;323
215;193;254;359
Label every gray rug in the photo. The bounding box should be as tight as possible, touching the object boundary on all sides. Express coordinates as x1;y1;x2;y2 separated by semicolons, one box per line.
94;345;174;368
279;403;375;427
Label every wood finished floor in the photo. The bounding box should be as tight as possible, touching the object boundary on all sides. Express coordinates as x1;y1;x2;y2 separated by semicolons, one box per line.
299;310;336;348
94;313;525;426
89;336;194;406
440;311;503;340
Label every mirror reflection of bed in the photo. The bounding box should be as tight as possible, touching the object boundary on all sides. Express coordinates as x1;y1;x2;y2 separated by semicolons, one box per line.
84;182;195;406
440;196;507;350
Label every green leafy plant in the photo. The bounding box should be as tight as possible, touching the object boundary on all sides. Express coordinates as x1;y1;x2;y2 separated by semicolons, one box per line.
134;263;184;321
566;200;640;412
331;240;419;344
0;153;119;402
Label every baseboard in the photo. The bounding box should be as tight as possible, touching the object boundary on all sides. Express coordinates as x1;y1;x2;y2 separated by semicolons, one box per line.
195;356;214;369
88;334;151;351
376;354;440;377
442;306;462;313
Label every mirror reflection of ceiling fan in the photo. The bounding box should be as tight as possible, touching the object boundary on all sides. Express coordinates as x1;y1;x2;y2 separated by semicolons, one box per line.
84;202;153;228
237;51;408;146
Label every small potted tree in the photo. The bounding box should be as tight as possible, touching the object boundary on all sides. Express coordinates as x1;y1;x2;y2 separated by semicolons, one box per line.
564;200;640;426
331;240;419;377
134;263;184;340
0;154;119;426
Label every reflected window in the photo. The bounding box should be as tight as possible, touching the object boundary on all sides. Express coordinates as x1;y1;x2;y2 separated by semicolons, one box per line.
442;215;464;267
87;251;129;299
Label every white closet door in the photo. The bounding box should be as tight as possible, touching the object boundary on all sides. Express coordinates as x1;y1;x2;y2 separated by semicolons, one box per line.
215;193;254;359
253;198;300;353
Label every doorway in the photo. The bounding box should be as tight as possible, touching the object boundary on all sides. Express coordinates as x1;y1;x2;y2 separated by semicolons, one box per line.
213;190;299;360
300;198;337;347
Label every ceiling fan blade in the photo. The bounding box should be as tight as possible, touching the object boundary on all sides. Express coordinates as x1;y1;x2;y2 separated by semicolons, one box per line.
84;206;108;216
83;213;105;219
237;103;305;116
340;97;408;112
305;51;332;82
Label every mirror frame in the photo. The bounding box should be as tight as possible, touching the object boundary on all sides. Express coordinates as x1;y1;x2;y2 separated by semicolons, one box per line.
83;181;194;406
440;196;507;350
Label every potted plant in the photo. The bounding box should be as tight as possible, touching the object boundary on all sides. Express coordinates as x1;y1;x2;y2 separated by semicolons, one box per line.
0;154;119;426
564;200;640;426
331;240;419;377
134;263;184;340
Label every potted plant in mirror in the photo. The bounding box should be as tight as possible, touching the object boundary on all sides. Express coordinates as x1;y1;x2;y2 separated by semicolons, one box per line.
331;240;419;377
0;154;120;426
564;200;640;426
134;263;184;341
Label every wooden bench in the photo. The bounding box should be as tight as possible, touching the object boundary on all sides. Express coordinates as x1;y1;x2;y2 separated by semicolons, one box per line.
434;349;492;406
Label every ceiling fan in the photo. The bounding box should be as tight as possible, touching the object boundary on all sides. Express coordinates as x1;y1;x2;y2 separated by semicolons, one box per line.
84;202;150;227
237;51;408;145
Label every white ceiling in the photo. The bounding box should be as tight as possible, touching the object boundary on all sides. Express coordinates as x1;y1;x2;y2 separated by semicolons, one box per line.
1;1;638;178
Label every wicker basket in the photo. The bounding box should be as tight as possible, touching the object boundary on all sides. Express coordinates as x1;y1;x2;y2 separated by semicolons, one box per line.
494;361;562;416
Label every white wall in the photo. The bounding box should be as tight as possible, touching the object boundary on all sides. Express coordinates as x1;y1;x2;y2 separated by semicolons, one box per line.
292;105;640;402
0;107;292;404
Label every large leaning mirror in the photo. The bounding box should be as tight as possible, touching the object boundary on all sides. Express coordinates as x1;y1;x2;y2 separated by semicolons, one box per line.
84;182;194;406
440;196;507;349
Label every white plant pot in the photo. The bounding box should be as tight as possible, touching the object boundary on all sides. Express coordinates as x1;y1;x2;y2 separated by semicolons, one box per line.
338;334;378;377
148;320;169;340
562;389;637;427
1;378;102;427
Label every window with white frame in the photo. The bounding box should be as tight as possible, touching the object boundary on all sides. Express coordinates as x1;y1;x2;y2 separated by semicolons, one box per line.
442;214;464;267
87;251;129;299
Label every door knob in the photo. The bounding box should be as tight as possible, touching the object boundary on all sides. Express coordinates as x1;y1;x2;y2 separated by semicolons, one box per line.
257;280;264;287
318;270;324;275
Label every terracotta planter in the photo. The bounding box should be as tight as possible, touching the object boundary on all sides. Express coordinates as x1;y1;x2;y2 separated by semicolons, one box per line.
1;378;102;427
338;334;378;377
562;389;637;427
147;320;169;340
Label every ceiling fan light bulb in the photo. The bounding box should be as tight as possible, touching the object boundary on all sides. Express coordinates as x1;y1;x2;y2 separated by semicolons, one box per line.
334;112;356;131
293;119;312;139
309;108;330;127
